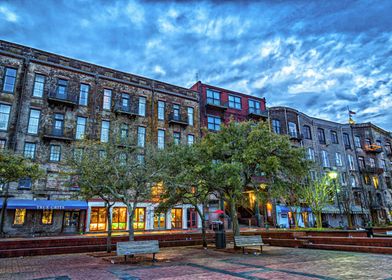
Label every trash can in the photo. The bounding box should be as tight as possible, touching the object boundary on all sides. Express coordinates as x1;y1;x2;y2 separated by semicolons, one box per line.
213;221;226;249
365;227;374;237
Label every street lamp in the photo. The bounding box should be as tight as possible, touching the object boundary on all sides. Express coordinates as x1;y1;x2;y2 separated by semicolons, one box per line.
328;171;344;227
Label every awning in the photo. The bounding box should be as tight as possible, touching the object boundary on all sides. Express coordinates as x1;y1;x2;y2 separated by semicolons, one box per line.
301;207;312;212
6;199;88;210
351;205;364;214
322;205;341;214
277;206;290;214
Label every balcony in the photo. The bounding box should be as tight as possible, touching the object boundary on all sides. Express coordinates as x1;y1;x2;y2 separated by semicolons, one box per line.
47;90;78;106
205;99;228;110
168;112;188;126
43;126;74;141
360;165;384;175
289;131;303;141
364;144;382;153
248;108;268;118
114;103;138;116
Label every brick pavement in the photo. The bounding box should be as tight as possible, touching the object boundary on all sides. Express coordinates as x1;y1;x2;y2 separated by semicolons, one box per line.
0;246;391;280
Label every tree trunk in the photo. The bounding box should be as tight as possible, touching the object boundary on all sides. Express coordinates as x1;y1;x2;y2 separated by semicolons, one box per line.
347;212;353;228
128;208;135;241
106;204;112;253
229;198;240;236
315;212;322;228
0;186;9;237
194;205;207;248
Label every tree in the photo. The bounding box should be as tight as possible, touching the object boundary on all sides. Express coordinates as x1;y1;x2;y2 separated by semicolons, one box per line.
0;149;43;236
156;143;221;248
300;175;335;228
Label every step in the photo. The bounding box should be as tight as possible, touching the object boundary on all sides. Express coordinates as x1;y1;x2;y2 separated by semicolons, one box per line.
263;238;306;248
305;243;392;254
300;236;392;247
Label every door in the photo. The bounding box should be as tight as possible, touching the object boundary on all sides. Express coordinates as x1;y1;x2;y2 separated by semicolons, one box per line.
187;208;198;229
171;208;182;229
63;211;80;233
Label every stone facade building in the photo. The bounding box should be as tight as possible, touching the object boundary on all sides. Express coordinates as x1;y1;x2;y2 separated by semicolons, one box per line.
269;106;392;227
0;40;200;236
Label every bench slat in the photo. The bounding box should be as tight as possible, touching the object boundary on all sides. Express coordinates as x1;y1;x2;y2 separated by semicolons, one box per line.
117;240;159;256
234;235;263;247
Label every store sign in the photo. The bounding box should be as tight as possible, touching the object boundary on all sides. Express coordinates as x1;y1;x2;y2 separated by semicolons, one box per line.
36;205;65;210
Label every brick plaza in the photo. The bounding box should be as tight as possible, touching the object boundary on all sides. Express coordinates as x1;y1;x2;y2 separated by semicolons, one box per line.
0;246;391;280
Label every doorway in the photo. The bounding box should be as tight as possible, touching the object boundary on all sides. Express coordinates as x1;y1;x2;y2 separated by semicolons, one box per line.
187;208;198;229
63;211;80;233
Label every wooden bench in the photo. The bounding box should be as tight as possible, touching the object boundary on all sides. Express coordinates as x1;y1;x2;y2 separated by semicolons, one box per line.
116;240;159;262
234;235;265;254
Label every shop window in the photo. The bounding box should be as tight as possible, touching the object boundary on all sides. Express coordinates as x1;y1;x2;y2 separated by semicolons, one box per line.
13;209;26;225
89;207;107;231
154;212;166;229
133;207;145;230
372;176;379;189
112;207;127;230
171;208;182;229
42;209;53;225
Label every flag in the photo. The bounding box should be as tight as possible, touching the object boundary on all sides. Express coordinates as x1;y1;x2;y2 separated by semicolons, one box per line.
349;110;356;115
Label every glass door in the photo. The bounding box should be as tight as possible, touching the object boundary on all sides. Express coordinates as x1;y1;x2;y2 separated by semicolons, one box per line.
63;211;80;233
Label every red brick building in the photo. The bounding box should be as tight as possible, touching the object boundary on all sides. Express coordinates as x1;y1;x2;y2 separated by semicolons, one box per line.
190;82;267;132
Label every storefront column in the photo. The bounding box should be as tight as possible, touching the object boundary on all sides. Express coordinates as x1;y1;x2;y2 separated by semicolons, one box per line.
85;207;92;233
182;205;188;230
146;206;154;230
166;209;172;230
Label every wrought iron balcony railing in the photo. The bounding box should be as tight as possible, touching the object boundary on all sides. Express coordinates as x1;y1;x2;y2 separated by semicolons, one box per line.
47;90;78;106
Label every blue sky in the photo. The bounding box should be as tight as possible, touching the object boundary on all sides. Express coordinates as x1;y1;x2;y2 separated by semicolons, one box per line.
1;0;391;130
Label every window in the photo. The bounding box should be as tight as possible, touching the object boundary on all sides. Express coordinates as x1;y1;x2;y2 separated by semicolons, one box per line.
119;152;127;165
49;145;61;161
3;67;17;93
335;152;343;166
103;89;112;110
331;131;338;144
187;107;194;126
309;170;317;181
173;132;181;145
158;129;165;149
350;176;357;188
53;113;64;136
303;125;312;139
207;116;221;131
372;176;379;189
137;154;145;164
228;95;241;109
75;117;87;140
318;128;326;144
133;207;145;230
272;119;281;134
354;136;361;148
348;154;355;170
13;209;26;225
321;150;330;167
171;208;182;229
32;74;45;97
57;79;68;98
100;121;110;143
0;104;11;130
187;134;194;145
138;96;146;116
112;207;127;230
24;142;36;159
18;178;32;189
73;148;83;161
89;207;107;231
27;109;40;134
343;133;350;148
358;156;365;169
79;84;89;106
206;89;221;105
340;173;347;185
42;210;53;225
154;212;166;229
365;138;371;146
120;124;128;141
288;122;297;137
121;93;130;110
249;100;261;114
369;158;376;168
137;126;146;147
99;150;107;159
380;159;386;169
158;101;165;120
173;104;180;119
0;139;5;149
385;143;391;154
306;148;315;161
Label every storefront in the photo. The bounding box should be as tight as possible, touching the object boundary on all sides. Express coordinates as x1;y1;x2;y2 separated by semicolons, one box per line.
276;205;314;228
0;199;87;236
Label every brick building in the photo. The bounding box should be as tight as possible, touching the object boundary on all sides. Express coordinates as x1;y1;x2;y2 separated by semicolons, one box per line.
0;40;200;236
269;106;392;227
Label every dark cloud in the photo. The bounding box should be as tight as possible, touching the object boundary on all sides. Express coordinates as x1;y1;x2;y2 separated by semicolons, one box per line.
0;0;391;130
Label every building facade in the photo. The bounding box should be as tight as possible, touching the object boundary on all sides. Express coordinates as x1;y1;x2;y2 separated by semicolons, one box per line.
0;40;200;236
269;107;392;227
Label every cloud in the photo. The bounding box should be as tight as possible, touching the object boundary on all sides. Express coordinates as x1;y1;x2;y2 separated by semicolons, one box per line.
0;0;391;130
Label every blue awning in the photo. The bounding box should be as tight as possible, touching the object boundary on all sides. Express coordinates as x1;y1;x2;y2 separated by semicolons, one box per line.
6;199;88;210
277;206;290;214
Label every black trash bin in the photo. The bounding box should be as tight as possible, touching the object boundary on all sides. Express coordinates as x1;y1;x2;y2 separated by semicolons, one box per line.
213;222;226;249
365;227;374;237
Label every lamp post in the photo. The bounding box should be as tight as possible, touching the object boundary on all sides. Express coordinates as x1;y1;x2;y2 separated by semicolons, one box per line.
328;171;344;227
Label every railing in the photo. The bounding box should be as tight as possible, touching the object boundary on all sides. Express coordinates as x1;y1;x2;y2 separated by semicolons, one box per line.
43;125;74;141
360;165;384;174
206;99;228;109
248;108;268;118
364;144;382;153
47;90;78;104
114;102;139;116
168;112;188;125
289;131;303;141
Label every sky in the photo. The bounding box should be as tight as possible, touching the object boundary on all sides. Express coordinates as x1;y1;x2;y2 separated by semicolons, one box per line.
0;0;391;130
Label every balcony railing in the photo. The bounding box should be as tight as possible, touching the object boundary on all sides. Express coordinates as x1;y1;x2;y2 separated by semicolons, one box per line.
360;165;384;175
43;126;74;141
364;144;382;153
168;112;188;126
47;90;78;106
289;131;303;141
114;102;139;116
205;99;228;110
248;108;268;118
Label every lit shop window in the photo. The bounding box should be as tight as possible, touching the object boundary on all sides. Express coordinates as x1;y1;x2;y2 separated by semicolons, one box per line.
13;209;26;225
42;209;53;225
171;208;182;229
133;207;145;230
154;212;166;229
89;207;107;231
112;207;127;230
